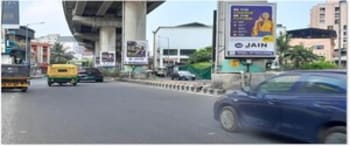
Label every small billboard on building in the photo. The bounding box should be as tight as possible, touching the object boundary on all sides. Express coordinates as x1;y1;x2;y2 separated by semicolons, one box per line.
124;40;148;65
1;0;20;29
100;51;115;67
225;3;276;59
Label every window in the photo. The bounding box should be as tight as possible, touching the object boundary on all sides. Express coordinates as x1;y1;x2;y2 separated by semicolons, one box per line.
163;49;177;55
344;25;347;29
320;7;325;12
335;13;340;19
335;7;340;12
180;49;196;56
344;32;347;36
320;20;325;24
314;45;325;50
327;25;334;30
335;19;340;24
298;75;346;94
256;75;300;94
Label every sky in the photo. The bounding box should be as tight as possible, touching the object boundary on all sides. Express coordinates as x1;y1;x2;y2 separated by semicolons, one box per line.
18;0;324;52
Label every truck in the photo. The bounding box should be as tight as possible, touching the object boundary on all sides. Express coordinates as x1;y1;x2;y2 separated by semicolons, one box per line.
2;64;30;92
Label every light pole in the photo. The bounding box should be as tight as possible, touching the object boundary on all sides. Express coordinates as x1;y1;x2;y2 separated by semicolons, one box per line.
25;22;45;64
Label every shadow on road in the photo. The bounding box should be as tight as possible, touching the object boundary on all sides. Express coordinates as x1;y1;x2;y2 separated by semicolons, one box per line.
239;129;306;144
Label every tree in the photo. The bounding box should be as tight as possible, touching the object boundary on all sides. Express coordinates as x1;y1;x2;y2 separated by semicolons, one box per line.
276;34;292;68
50;42;76;64
188;46;212;64
284;45;320;69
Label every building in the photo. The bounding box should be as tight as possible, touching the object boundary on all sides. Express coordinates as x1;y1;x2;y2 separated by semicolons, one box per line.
276;24;287;37
288;28;337;61
310;0;348;65
30;41;51;73
153;22;213;69
34;34;90;61
3;26;35;64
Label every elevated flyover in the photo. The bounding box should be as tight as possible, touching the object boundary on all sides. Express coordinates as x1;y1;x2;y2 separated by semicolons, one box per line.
62;1;164;67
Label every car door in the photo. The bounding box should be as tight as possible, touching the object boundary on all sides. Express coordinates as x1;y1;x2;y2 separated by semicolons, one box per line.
278;74;347;141
238;74;301;132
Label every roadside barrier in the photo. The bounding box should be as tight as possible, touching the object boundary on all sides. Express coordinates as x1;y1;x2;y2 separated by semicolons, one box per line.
118;78;226;96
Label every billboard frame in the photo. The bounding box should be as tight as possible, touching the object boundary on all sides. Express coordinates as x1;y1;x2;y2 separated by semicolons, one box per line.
225;3;277;59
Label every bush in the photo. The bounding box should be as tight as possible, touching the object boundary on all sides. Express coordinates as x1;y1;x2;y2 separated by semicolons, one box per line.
301;60;337;70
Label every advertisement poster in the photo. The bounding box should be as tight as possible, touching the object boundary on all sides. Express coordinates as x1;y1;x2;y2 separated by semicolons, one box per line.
124;40;148;65
100;51;115;66
225;3;276;59
95;56;100;66
1;0;20;29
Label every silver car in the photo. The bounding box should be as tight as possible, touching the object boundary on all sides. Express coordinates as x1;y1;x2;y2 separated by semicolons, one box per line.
171;71;196;80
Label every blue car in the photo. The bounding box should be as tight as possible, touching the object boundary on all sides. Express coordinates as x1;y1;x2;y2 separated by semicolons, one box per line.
214;70;346;143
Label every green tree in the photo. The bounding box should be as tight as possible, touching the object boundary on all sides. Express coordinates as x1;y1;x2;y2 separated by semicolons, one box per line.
276;34;292;69
284;45;320;69
188;46;212;64
50;42;76;64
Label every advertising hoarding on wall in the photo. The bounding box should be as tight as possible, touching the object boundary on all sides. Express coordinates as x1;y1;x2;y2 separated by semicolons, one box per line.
100;51;115;67
225;3;276;59
1;0;20;29
124;40;148;65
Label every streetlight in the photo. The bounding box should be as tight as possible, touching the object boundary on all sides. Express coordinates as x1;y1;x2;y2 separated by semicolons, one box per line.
157;36;170;67
25;21;45;64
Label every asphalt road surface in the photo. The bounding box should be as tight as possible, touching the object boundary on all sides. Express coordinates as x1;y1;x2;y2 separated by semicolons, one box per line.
2;78;302;144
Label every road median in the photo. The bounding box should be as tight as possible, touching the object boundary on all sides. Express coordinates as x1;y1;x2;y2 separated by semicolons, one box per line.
117;78;226;96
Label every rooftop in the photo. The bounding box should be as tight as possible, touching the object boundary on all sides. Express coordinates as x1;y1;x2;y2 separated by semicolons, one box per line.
287;28;337;39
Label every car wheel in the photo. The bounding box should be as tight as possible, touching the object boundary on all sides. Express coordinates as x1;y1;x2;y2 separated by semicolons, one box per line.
48;82;52;87
320;126;346;144
21;87;27;92
219;106;239;132
72;82;77;86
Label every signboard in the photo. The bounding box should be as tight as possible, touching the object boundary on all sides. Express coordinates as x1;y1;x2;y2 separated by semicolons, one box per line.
1;0;20;29
124;40;148;65
95;56;100;66
100;51;115;67
225;3;276;59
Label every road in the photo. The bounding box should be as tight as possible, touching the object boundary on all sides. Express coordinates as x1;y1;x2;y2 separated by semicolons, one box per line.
2;78;301;144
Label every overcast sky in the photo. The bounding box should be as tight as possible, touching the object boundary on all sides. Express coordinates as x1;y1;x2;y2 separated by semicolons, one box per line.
18;0;323;52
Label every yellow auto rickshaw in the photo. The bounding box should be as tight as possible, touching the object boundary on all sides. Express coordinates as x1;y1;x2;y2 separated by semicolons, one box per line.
47;64;78;86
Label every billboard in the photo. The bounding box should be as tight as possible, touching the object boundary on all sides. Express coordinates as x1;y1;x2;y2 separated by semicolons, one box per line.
100;51;115;67
124;40;148;65
225;3;276;59
1;0;20;29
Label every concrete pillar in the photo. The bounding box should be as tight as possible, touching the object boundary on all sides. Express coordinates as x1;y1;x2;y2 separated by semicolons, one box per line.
94;41;100;67
99;27;116;52
122;1;146;70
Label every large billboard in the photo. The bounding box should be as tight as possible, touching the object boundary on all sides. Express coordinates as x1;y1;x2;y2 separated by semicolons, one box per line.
225;3;276;59
124;40;148;65
1;0;20;29
100;51;115;67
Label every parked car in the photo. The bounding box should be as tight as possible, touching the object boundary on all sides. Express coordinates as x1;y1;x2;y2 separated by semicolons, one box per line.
171;70;196;80
155;68;166;77
78;68;104;82
214;70;346;143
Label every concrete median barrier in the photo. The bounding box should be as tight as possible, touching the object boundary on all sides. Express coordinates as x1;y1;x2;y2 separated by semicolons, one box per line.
118;78;225;96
